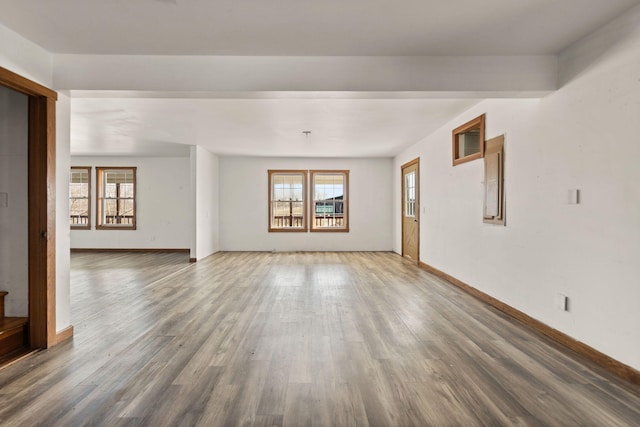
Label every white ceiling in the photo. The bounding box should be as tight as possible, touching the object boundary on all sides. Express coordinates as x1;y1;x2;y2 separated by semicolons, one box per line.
71;95;480;157
2;0;638;157
1;0;637;56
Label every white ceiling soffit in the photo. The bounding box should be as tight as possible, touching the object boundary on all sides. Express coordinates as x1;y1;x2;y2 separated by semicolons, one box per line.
0;0;637;56
70;96;481;158
53;56;558;94
57;56;555;158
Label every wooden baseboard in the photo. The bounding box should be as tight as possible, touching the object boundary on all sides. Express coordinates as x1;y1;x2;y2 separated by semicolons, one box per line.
52;325;74;346
189;258;197;263
71;248;190;253
418;261;640;386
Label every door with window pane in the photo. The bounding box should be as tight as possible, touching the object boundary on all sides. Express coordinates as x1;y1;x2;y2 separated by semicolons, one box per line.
402;159;419;262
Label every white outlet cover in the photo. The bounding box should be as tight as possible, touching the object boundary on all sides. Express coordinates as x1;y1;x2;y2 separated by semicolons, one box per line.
568;189;580;205
557;293;569;311
0;192;8;208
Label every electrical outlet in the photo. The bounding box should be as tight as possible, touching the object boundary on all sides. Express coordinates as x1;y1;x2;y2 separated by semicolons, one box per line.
0;192;8;208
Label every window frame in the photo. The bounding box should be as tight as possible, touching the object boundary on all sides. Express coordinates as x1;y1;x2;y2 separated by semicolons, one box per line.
69;166;92;230
310;170;349;233
268;170;308;232
96;167;137;230
452;114;485;166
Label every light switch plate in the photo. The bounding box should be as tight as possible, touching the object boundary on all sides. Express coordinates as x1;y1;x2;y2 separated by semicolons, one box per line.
557;293;569;311
568;189;580;205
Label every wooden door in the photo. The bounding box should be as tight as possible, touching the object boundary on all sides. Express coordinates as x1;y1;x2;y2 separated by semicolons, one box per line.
401;159;419;262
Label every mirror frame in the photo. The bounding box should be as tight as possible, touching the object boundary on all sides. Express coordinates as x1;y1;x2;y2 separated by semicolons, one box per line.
452;114;485;166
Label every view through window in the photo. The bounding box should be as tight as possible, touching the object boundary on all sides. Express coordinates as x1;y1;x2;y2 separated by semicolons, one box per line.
268;170;349;232
311;171;349;232
96;167;137;230
70;167;91;229
269;170;307;232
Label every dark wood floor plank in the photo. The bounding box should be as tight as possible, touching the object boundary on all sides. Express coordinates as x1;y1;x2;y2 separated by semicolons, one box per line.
0;251;638;426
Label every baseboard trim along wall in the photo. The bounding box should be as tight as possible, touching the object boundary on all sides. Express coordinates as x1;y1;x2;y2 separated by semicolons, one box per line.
418;261;640;386
53;326;74;347
71;248;190;253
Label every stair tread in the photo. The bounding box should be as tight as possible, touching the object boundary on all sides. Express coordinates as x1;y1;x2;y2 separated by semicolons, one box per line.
0;317;28;332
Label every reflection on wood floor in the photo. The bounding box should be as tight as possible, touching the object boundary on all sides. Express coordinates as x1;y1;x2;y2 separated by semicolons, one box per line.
0;251;639;426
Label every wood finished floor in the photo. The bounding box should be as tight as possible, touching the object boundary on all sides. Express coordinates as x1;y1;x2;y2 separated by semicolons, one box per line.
0;251;639;426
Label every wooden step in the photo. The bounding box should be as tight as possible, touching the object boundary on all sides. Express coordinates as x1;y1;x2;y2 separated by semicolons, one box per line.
0;317;28;360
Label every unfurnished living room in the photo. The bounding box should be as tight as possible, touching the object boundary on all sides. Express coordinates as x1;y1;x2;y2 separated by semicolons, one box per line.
0;0;639;425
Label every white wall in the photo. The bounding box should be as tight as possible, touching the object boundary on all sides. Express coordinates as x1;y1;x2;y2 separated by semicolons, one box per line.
192;146;220;260
70;156;191;250
220;156;393;252
393;6;640;371
0;24;53;87
0;85;28;317
56;92;71;331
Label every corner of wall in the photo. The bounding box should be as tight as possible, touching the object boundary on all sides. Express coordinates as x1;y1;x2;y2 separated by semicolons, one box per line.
55;92;72;332
558;3;640;86
0;24;53;88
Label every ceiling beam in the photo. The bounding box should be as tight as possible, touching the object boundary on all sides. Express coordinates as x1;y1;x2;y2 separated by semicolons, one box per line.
54;55;557;96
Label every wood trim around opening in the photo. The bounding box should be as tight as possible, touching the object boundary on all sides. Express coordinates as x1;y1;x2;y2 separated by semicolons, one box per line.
309;170;349;233
96;167;137;230
0;66;57;100
418;260;640;385
1;66;67;349
452;114;485;166
483;135;505;225
400;158;420;262
28;94;58;348
268;170;308;232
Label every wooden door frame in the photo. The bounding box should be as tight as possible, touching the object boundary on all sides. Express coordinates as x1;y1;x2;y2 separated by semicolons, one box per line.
0;66;60;348
401;158;420;263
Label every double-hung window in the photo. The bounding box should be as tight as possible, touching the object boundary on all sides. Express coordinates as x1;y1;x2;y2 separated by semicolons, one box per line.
69;167;91;229
268;169;349;232
311;170;349;232
269;170;307;232
96;167;137;230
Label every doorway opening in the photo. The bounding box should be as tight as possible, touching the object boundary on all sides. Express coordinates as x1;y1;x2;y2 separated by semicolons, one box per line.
0;66;62;365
